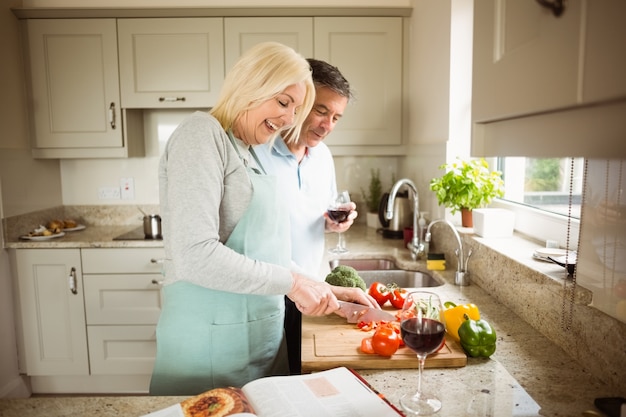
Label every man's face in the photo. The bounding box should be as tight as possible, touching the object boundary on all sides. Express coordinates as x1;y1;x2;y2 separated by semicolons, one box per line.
299;86;348;148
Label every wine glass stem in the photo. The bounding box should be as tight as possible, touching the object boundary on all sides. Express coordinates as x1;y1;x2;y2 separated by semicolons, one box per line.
337;232;345;250
416;354;426;396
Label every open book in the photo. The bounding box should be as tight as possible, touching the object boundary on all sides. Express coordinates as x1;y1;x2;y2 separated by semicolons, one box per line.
143;366;404;417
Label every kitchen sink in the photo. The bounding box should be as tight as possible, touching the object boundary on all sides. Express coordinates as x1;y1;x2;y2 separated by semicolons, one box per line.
359;270;442;288
328;258;443;288
328;258;398;271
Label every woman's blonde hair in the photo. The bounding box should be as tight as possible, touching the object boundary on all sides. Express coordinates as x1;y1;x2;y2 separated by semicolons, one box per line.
211;42;315;144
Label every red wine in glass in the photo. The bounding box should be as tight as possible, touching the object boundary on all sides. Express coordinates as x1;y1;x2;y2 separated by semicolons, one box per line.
328;191;351;254
327;208;350;223
399;291;446;415
401;318;445;355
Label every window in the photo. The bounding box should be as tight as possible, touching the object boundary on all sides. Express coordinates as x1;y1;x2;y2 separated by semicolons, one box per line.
492;157;583;248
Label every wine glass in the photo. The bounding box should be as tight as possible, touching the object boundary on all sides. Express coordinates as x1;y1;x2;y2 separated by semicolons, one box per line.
399;291;446;415
327;190;352;254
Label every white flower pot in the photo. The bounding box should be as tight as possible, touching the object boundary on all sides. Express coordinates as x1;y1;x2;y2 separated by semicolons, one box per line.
366;212;380;228
473;208;515;237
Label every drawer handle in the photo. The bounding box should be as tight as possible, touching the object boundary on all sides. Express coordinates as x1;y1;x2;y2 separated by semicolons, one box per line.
68;267;78;295
151;258;165;264
151;279;164;285
158;96;186;102
108;102;116;129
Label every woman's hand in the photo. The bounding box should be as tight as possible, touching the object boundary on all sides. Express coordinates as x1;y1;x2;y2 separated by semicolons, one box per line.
287;273;339;316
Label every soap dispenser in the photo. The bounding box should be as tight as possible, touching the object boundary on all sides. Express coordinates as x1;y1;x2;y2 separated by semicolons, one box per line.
418;212;427;241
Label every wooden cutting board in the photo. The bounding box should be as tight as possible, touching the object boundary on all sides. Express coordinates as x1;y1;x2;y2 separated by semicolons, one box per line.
301;312;467;373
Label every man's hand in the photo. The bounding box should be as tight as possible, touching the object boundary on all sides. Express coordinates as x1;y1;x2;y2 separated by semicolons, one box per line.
325;201;358;233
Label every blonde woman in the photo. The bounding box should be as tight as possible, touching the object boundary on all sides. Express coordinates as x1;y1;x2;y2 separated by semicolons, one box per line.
150;42;375;395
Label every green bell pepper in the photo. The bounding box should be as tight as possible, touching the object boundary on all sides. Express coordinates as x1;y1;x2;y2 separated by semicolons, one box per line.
458;313;496;358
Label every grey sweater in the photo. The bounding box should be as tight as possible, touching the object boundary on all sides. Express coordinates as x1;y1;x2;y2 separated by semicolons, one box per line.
158;111;293;295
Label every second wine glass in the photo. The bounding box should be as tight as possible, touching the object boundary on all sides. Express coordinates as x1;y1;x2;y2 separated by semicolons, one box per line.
327;190;351;254
399;291;446;415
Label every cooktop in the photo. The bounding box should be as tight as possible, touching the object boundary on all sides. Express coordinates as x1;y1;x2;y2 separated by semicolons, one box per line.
113;226;162;241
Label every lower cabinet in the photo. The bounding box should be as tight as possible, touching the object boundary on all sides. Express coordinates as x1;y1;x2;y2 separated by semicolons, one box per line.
12;247;165;393
12;249;88;376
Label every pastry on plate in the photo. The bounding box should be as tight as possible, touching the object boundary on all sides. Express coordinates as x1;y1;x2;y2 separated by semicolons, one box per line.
180;387;249;417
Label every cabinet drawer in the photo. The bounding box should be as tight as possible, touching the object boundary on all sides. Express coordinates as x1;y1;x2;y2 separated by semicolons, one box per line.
87;325;156;375
82;248;165;273
84;274;162;325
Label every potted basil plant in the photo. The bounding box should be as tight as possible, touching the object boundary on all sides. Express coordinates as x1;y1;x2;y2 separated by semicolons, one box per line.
429;158;505;227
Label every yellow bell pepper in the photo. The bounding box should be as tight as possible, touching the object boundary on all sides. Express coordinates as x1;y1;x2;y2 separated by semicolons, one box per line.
443;301;480;342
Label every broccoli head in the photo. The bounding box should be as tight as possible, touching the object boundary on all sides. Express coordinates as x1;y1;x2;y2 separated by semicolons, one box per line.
324;265;366;291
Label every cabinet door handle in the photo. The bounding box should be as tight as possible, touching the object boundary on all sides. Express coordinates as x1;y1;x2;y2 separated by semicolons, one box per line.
109;102;116;129
536;0;564;17
68;267;78;295
150;258;165;264
158;96;186;102
151;279;164;285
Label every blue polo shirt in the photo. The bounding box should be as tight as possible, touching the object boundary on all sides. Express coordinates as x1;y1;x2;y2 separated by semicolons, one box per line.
256;137;337;277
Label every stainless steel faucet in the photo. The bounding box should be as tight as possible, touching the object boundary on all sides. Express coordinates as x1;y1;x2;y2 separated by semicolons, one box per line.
386;179;424;260
425;219;473;285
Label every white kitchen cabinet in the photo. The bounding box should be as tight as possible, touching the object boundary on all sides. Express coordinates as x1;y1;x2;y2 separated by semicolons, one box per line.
224;17;313;71
12;249;88;376
224;17;403;151
581;2;626;103
472;0;626;121
471;0;626;158
81;248;164;377
11;247;164;392
24;19;143;159
118;18;225;108
314;17;403;148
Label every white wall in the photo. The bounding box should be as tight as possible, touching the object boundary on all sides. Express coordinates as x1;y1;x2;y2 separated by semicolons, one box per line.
0;0;63;218
0;0;54;398
0;180;30;398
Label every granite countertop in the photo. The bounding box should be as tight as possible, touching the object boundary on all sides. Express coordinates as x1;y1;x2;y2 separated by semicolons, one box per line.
4;224;164;249
1;222;622;417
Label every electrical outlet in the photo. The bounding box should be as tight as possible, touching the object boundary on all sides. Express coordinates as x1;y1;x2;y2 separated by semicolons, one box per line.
120;177;135;200
98;187;121;200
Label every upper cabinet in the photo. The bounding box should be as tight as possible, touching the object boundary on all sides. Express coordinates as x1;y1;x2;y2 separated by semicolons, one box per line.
224;18;313;72
472;1;582;122
471;0;626;158
20;13;406;157
224;17;403;151
314;17;403;148
24;19;142;158
118;18;225;108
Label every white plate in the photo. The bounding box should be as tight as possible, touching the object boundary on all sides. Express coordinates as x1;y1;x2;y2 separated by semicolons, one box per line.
534;248;574;258
532;253;553;263
63;224;86;232
20;232;66;241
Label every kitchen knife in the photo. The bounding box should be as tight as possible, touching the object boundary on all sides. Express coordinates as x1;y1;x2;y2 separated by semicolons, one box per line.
337;300;397;324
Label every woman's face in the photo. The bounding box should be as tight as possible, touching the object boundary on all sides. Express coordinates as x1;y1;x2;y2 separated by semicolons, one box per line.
234;82;307;145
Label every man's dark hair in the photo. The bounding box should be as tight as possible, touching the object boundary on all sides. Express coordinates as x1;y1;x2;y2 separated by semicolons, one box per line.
307;58;353;101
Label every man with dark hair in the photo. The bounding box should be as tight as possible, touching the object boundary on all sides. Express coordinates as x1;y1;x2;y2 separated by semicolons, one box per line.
257;59;359;374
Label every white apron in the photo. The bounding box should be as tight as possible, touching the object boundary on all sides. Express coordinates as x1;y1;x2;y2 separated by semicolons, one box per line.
149;134;291;395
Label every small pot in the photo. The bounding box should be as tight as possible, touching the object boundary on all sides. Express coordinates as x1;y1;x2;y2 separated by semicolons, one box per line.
143;214;162;239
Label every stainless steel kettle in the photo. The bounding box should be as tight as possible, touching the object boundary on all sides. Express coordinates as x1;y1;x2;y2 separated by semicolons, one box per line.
378;192;412;239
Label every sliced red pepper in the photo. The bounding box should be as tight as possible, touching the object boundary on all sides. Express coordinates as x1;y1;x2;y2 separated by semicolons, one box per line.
389;286;408;309
368;282;391;307
360;337;375;354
